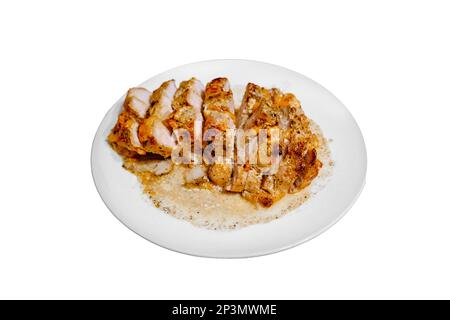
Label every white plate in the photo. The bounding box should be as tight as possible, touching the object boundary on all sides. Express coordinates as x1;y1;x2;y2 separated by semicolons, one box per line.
91;59;367;258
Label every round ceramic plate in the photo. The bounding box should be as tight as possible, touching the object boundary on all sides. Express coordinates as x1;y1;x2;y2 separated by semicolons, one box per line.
91;59;367;258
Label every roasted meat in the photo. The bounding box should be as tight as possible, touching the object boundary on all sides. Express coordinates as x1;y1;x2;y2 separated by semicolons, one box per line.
108;78;323;208
138;80;177;157
202;78;236;187
227;83;322;207
203;78;235;132
165;78;204;144
236;83;271;128
108;87;152;157
124;159;174;175
274;93;322;194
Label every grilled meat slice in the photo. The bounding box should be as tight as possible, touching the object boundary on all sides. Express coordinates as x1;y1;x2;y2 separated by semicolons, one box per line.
275;94;322;194
184;164;208;186
124;159;174;175
207;163;233;187
148;80;177;119
165;78;204;144
236;83;271;128
226;83;273;196
246;93;322;206
226;84;323;207
138;118;176;158
138;80;177;157
227;163;249;192
226;84;263;192
108;87;152;157
124;87;152;119
109;113;145;157
202;78;236;187
203;77;235;132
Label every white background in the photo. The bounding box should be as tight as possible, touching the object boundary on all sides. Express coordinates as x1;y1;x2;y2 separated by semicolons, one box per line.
1;0;449;299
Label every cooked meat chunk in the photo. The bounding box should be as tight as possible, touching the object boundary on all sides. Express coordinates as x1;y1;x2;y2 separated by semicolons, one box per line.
203;78;235;132
138;118;176;157
108;87;152;157
124;87;152;119
207;163;233;187
184;165;208;185
226;163;249;192
236;83;271;128
138;80;177;157
124;159;173;175
203;78;236;187
226;83;271;194
275;94;322;194
165;78;204;143
226;84;322;207
148;80;177;119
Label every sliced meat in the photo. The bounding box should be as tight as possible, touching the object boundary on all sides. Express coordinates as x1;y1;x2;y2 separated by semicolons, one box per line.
203;78;236;187
236;83;271;128
148;80;177;119
239;166;278;208
261;175;276;194
225;84;264;192
124;159;173;175
274;93;322;195
138;80;177;157
226;163;249;192
184;165;208;185
244;92;322;206
124;87;152;119
108;88;151;158
207;163;233;187
203;77;235;132
165;78;204;144
113;115;145;156
244;99;278;129
227;84;293;207
138;118;176;157
226;83;272;195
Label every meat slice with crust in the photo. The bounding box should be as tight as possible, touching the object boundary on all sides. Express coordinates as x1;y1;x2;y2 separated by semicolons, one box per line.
202;78;236;187
164;78;204;144
203;77;235;132
274;93;322;194
226;83;274;199
138;80;177;158
226;83;322;207
108;87;152;157
163;78;206;182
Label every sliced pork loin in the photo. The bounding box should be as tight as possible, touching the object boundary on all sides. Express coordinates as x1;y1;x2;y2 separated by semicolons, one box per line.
202;78;236;187
225;83;322;207
236;83;272;128
124;87;152;119
241;92;322;207
108;87;152;157
203;78;235;132
124;159;174;175
164;78;204;144
184;164;208;185
274;94;322;194
138;80;177;158
226;83;274;199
